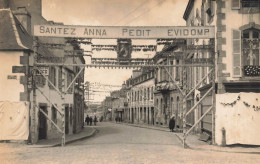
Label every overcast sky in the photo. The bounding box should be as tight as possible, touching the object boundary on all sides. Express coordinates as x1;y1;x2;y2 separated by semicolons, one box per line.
42;0;188;102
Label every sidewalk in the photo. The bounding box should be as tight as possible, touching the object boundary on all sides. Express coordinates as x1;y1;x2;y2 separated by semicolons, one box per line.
118;121;260;154
29;126;96;148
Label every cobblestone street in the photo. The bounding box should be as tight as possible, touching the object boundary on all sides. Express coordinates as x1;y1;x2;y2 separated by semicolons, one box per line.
1;122;260;164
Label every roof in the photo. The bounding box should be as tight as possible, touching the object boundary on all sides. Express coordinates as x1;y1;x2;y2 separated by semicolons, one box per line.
0;9;33;51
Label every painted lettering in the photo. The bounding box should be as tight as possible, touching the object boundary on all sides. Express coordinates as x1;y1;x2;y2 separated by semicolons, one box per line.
71;28;76;35
191;29;196;35
204;29;209;35
64;28;68;34
122;29;127;36
129;29;134;36
168;29;173;36
197;29;203;35
83;28;107;36
183;29;189;36
40;26;45;33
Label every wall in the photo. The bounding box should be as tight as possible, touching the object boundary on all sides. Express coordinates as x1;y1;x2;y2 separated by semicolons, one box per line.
221;0;260;80
0;51;25;102
216;93;260;145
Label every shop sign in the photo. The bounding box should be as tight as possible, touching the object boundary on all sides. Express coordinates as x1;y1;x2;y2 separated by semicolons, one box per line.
34;25;215;39
7;75;17;80
36;67;49;76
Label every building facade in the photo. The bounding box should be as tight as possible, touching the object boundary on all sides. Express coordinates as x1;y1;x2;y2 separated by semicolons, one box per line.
183;0;260;145
153;40;186;127
0;0;85;143
126;68;155;125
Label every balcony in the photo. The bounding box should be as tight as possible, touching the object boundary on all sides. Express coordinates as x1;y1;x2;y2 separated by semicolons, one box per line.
244;65;260;76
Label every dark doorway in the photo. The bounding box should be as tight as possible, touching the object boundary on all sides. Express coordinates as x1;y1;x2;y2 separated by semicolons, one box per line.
151;107;154;125
38;105;47;140
131;108;134;124
144;108;146;123
65;106;69;134
148;108;150;124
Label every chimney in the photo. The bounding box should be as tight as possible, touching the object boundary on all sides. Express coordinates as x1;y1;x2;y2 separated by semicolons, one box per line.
13;7;31;34
0;0;9;8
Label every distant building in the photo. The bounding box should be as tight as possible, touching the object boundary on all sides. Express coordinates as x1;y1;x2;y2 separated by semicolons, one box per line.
153;39;186;127
125;68;155;125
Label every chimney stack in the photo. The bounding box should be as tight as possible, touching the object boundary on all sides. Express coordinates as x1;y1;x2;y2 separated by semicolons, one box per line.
13;7;31;34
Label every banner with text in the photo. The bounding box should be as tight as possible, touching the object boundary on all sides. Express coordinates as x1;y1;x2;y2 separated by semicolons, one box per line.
34;25;215;39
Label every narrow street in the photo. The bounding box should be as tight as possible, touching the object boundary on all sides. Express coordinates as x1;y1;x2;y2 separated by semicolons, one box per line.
1;122;260;164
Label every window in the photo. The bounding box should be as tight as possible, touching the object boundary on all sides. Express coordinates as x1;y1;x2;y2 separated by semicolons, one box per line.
144;88;146;100
242;0;260;8
176;60;180;80
243;29;260;66
49;66;56;89
58;67;62;91
151;87;153;100
70;106;73;125
242;29;260;76
67;72;73;93
160;98;163;114
51;105;57;123
231;0;240;9
147;88;150;100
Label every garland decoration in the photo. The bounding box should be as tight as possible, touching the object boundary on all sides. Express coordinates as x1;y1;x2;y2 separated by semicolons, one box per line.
220;95;260;111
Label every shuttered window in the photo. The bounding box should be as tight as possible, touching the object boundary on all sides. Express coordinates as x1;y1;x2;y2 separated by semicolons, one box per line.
232;29;242;77
58;67;62;91
49;66;56;89
231;0;240;9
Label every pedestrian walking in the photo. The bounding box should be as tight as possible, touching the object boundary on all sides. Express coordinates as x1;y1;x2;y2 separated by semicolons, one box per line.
94;116;97;126
115;117;118;123
169;116;175;132
85;115;90;125
89;116;93;126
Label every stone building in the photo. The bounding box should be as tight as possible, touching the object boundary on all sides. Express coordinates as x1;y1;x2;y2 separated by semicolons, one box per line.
126;68;155;125
0;0;85;143
183;0;260;145
153;40;186;127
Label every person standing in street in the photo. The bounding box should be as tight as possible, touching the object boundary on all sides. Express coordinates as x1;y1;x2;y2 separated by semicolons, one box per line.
89;116;93;126
94;116;97;126
169;116;175;132
85;115;90;125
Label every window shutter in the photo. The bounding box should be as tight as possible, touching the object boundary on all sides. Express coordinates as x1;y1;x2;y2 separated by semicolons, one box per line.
231;0;240;9
58;67;62;91
232;29;242;77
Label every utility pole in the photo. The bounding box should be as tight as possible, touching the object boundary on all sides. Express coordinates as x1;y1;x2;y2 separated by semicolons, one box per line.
31;36;38;144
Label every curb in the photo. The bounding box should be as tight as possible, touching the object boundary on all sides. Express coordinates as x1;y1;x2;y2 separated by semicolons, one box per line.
114;122;260;154
29;127;97;148
52;128;97;147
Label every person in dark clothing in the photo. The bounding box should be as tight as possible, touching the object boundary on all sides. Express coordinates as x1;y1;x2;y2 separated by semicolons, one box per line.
85;115;90;125
89;117;93;126
169;116;175;132
94;116;97;126
115;117;118;123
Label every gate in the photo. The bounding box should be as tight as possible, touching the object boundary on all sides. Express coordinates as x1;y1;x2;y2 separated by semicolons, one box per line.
32;25;215;147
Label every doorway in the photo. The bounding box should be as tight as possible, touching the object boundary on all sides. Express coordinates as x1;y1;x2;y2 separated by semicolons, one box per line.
151;107;154;125
65;106;69;134
38;105;47;140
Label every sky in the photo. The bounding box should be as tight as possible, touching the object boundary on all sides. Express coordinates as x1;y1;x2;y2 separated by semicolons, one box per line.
42;0;188;103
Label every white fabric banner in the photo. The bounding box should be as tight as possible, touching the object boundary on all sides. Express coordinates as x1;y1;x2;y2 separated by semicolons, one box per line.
216;93;260;145
0;101;29;140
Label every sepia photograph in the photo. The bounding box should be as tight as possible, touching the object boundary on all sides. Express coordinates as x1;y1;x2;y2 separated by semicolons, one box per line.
0;0;260;163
